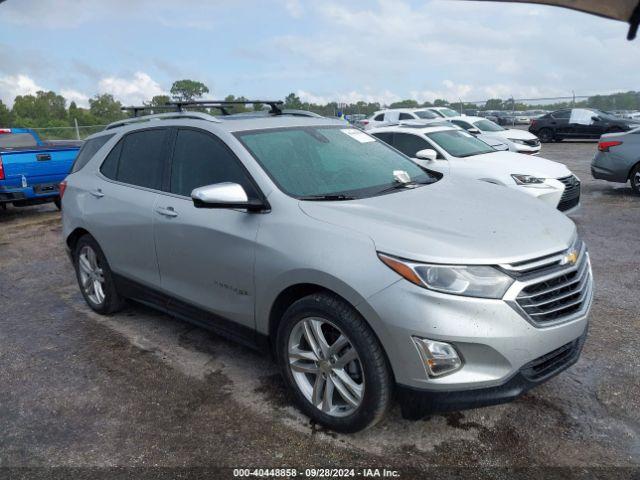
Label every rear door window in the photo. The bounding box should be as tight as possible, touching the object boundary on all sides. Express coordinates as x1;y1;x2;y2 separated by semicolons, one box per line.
399;113;414;120
373;114;384;121
552;110;571;119
71;134;114;173
113;129;168;190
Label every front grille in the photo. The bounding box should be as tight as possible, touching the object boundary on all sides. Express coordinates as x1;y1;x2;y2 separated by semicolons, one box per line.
557;175;581;212
514;245;592;326
521;335;584;381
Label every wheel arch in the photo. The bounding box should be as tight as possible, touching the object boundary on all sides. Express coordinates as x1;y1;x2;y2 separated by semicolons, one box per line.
66;227;92;252
627;159;640;181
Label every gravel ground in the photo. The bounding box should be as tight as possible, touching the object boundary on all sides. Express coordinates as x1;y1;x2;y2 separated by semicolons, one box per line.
1;140;639;476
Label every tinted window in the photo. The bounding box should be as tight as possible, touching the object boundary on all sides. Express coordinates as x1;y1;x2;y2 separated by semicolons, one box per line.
374;114;384;121
393;133;430;157
0;133;38;148
372;132;393;144
450;120;473;131
170;129;256;198
552;110;571;119
71;134;114;173
236;126;434;199
414;110;438;119
473;120;505;132
426;130;495;158
100;140;122;179
399;113;414;120
116;129;167;189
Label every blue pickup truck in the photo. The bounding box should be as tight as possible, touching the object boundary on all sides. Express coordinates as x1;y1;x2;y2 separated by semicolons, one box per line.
0;128;81;209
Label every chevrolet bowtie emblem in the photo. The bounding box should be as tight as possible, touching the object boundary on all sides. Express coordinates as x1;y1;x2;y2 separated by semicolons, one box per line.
561;249;579;266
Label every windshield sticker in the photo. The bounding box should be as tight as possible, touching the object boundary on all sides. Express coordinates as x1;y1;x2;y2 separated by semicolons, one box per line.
341;128;375;143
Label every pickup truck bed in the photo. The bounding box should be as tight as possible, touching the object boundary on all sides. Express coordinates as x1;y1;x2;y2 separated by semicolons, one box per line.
0;129;81;208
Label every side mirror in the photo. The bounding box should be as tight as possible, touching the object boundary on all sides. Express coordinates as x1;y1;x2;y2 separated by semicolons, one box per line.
415;149;438;161
191;182;265;212
468;127;481;135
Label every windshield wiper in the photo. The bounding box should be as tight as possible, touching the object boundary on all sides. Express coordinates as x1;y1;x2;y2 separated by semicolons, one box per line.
375;180;432;195
298;194;356;201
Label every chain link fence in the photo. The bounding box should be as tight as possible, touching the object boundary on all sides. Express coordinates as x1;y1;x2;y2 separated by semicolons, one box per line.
27;124;107;141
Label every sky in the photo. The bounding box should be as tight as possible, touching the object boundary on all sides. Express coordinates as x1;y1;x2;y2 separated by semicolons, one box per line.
0;0;638;108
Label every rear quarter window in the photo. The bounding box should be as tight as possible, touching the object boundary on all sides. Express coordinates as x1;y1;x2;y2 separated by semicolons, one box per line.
71;134;114;173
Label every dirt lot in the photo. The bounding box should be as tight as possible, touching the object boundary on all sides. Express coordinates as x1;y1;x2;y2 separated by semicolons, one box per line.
1;140;639;475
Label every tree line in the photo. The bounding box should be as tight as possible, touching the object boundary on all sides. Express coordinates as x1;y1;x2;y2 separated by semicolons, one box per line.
1;79;639;133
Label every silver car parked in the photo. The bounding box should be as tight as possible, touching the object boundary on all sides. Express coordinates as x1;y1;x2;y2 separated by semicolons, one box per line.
592;127;640;194
61;107;593;432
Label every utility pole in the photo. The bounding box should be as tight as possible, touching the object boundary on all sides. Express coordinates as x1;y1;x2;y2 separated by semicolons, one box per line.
74;118;80;140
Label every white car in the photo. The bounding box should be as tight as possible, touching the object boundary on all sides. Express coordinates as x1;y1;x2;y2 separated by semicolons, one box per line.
424;107;462;118
362;108;442;129
447;116;542;155
369;123;580;213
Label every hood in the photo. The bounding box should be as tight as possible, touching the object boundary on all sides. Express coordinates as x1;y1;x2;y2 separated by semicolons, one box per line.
463;151;571;179
492;129;538;141
299;176;576;265
478;134;509;149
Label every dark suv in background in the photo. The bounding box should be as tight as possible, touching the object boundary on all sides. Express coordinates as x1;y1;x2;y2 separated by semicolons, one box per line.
530;108;640;142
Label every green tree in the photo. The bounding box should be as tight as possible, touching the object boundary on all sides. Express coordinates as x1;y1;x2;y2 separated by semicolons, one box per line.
13;91;67;122
484;98;504;110
433;98;449;107
89;94;124;123
0;100;11;126
149;95;171;107
170;79;210;102
283;92;303;109
389;99;419;109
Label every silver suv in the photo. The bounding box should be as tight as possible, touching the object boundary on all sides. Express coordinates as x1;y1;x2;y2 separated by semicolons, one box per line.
61;105;593;432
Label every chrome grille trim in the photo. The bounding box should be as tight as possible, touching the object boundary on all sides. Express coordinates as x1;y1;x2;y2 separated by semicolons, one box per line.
499;237;582;275
503;241;593;327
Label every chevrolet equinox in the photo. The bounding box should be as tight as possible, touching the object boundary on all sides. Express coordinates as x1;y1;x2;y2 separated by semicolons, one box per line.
61;105;593;432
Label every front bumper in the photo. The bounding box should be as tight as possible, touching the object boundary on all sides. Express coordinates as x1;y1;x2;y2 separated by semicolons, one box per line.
397;327;587;419
361;249;592;395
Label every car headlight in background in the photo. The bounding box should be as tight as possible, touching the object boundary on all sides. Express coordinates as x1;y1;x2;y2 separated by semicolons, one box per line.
511;174;545;185
508;138;528;145
378;253;514;299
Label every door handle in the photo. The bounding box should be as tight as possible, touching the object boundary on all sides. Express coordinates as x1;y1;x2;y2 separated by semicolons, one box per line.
90;188;104;198
156;206;178;218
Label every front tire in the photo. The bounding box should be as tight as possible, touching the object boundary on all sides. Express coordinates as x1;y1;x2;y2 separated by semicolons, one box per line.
630;163;640;195
73;235;125;315
276;293;392;432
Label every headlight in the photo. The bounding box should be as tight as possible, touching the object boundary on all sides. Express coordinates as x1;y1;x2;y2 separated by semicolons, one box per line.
511;174;545;185
508;138;527;145
378;253;514;299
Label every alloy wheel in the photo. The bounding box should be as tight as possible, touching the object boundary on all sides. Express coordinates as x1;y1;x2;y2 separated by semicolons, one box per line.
287;317;364;417
78;245;106;305
634;171;640;190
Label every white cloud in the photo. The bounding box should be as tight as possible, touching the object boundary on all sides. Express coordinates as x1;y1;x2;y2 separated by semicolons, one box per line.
60;89;90;108
283;0;304;18
0;74;44;107
98;72;166;106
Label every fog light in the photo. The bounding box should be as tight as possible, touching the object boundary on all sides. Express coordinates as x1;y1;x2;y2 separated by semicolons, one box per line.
412;337;463;377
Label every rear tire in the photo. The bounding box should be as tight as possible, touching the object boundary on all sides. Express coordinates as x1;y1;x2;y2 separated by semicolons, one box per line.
53;198;61;210
538;128;555;143
73;235;125;315
630;163;640;195
276;293;392;432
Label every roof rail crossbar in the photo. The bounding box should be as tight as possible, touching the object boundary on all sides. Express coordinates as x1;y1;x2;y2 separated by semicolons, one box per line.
121;105;179;117
165;100;284;115
105;111;221;130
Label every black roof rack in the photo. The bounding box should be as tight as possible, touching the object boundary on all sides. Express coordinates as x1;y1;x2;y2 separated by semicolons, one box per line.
165;100;284;115
121;105;177;117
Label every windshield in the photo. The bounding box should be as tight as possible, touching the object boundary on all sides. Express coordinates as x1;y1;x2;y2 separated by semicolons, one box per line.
426;130;496;158
414;110;439;119
437;108;459;117
235;126;434;199
474;119;505;132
